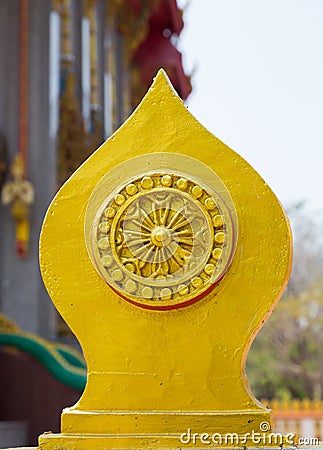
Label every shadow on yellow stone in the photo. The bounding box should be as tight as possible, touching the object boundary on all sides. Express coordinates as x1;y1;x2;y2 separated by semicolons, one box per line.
38;69;292;448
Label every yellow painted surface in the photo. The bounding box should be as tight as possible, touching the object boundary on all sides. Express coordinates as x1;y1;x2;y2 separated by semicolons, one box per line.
38;70;292;448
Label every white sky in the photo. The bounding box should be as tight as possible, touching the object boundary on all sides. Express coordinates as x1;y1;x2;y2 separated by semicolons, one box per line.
177;0;323;216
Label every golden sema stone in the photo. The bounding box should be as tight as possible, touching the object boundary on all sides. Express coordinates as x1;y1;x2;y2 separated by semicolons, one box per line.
38;70;292;449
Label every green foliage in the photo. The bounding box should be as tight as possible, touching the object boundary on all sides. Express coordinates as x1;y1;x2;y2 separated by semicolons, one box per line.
247;204;323;400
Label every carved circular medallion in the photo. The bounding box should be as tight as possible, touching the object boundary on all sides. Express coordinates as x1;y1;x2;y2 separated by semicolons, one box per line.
86;154;237;309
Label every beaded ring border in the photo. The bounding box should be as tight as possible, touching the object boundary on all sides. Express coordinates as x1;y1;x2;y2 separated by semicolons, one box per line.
88;168;237;309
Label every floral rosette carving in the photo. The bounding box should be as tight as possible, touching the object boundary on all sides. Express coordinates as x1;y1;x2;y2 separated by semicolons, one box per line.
91;172;235;309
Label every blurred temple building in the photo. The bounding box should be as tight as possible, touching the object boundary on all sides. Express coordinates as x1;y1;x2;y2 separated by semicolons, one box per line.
0;1;190;445
0;0;191;340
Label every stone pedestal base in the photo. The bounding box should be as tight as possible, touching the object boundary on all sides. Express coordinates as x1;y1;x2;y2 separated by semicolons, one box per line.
38;434;297;450
36;409;296;449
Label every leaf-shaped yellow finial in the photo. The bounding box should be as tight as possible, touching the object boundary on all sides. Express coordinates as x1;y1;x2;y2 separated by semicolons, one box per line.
39;69;292;449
